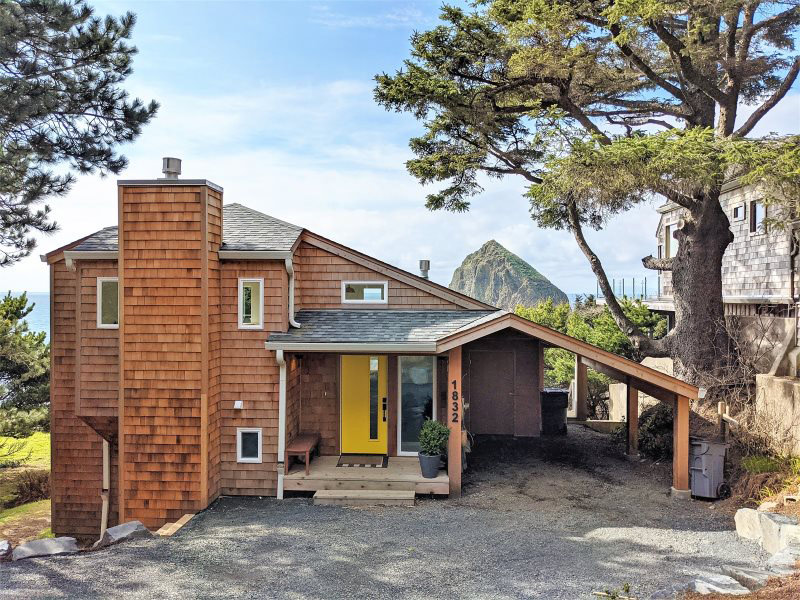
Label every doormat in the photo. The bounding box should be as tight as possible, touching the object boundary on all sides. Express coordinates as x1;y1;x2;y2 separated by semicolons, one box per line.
337;455;388;468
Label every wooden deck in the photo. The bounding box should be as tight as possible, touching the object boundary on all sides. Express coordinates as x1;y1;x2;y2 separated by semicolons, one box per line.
283;456;450;495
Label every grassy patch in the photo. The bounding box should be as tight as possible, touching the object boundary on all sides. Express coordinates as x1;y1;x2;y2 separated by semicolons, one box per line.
0;499;51;546
0;432;50;469
742;455;784;474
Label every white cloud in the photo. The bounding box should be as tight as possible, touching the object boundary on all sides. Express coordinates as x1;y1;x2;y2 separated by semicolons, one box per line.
309;4;427;29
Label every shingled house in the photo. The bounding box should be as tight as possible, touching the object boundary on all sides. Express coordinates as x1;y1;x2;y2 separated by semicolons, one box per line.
44;159;698;539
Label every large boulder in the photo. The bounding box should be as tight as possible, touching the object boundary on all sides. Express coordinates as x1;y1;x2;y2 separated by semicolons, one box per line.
92;521;152;550
0;540;11;561
734;508;762;541
12;537;78;561
759;512;798;555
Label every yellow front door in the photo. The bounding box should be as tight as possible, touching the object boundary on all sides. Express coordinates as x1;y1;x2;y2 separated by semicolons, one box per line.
340;355;388;454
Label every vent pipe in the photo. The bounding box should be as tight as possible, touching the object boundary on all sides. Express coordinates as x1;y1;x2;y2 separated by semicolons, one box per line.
419;259;430;280
161;157;182;179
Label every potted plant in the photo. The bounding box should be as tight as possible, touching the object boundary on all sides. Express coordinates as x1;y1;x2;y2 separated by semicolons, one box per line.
418;419;450;478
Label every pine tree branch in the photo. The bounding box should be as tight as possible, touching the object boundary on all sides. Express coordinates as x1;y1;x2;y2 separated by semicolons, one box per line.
735;56;800;137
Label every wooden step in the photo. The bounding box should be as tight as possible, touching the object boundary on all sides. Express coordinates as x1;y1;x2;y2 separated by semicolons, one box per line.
313;489;415;507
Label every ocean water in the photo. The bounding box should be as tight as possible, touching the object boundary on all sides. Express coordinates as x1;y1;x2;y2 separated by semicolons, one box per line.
7;292;50;341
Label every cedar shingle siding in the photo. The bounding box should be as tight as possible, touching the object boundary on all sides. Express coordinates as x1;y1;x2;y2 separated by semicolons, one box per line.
48;186;478;536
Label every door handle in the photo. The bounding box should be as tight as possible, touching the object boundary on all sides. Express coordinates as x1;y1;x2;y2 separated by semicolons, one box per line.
382;397;387;422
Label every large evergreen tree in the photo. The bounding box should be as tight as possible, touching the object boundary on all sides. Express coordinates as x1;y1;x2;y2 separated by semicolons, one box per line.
0;292;48;409
0;0;157;266
375;0;800;382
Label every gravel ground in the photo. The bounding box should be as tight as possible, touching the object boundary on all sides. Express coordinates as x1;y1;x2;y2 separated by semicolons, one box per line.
0;426;767;599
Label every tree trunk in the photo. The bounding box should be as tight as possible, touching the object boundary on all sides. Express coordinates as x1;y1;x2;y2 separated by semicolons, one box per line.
667;194;735;383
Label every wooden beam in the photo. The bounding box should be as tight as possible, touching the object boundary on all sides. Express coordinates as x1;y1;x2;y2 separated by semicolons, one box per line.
537;342;545;434
447;347;462;498
574;355;588;420
626;380;639;457
672;395;691;498
580;357;677;404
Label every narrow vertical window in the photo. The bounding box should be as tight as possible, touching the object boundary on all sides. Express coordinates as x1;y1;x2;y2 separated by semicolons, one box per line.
369;356;379;440
96;277;119;329
664;225;671;258
238;278;264;329
750;201;765;233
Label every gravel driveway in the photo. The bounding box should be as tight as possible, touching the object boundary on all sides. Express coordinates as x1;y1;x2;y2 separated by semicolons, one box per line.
0;426;766;599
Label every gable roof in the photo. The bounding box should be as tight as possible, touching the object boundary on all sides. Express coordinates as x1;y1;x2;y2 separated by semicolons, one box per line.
62;204;303;255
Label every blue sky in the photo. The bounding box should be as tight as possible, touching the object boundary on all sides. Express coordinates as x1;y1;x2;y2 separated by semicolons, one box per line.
4;0;799;294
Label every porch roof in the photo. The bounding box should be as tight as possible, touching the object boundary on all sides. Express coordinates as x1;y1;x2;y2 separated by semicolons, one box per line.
266;309;699;401
266;309;499;351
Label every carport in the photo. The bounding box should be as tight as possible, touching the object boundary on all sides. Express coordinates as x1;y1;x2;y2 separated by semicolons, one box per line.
435;312;699;500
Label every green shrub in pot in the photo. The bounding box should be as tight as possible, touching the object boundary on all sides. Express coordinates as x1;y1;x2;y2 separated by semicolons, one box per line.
418;419;450;478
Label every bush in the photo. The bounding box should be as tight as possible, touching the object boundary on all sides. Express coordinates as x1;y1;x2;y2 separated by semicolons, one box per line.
638;403;674;459
0;406;50;438
611;403;674;459
6;469;50;508
419;419;450;456
742;455;784;474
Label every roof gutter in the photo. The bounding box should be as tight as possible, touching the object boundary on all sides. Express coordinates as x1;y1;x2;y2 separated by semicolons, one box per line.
219;250;292;260
265;341;438;353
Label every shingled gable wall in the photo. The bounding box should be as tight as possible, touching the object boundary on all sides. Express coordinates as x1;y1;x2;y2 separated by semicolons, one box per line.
118;182;222;528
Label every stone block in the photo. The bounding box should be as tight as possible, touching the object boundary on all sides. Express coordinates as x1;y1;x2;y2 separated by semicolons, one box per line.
734;508;762;541
12;537;78;561
720;565;773;590
0;540;11;561
92;521;152;550
759;512;798;555
688;573;750;595
766;545;800;574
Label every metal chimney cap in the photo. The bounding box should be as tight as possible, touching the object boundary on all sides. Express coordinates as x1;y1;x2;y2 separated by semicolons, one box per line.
161;157;181;179
419;259;430;279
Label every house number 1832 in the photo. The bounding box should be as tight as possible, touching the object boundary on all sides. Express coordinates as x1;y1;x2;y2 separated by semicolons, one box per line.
451;379;459;423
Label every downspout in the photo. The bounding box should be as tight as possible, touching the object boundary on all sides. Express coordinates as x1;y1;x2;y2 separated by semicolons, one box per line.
276;349;287;499
100;439;110;538
284;258;302;328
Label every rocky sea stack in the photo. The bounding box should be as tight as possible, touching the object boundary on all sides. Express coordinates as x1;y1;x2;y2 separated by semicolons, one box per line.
449;240;568;311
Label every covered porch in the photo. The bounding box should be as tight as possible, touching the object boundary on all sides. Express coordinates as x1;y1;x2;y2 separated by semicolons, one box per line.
267;309;699;501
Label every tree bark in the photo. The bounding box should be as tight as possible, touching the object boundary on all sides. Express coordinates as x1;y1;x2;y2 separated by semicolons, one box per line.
662;193;735;382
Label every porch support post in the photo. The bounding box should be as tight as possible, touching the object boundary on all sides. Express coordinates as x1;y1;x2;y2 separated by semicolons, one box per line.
574;355;588;420
447;346;463;498
276;349;287;499
626;379;639;458
671;394;691;499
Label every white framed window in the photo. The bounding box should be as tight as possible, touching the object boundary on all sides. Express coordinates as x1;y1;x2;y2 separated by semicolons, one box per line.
236;428;262;463
96;277;119;329
732;204;745;221
750;201;765;234
238;278;264;329
341;281;388;304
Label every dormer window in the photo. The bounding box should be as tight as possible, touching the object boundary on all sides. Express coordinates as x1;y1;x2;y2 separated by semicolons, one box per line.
341;281;388;304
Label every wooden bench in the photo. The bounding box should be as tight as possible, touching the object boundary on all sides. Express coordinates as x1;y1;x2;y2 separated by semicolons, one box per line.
285;433;320;475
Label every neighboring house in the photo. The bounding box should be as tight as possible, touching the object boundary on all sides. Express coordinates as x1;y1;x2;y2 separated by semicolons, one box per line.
647;181;799;371
44;159;698;539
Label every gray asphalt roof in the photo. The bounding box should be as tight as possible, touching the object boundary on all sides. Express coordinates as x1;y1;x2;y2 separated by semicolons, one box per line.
268;310;502;344
69;203;303;253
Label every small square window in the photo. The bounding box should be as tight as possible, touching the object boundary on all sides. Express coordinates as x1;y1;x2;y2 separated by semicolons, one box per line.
97;277;119;329
341;281;388;304
237;428;262;463
238;278;264;329
732;205;745;221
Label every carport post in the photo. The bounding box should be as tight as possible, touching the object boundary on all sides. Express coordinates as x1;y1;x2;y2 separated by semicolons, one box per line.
574;355;588;420
626;380;639;457
447;346;463;498
671;395;691;499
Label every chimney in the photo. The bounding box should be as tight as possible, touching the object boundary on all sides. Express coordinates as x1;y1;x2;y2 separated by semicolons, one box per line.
419;259;430;279
161;156;182;179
